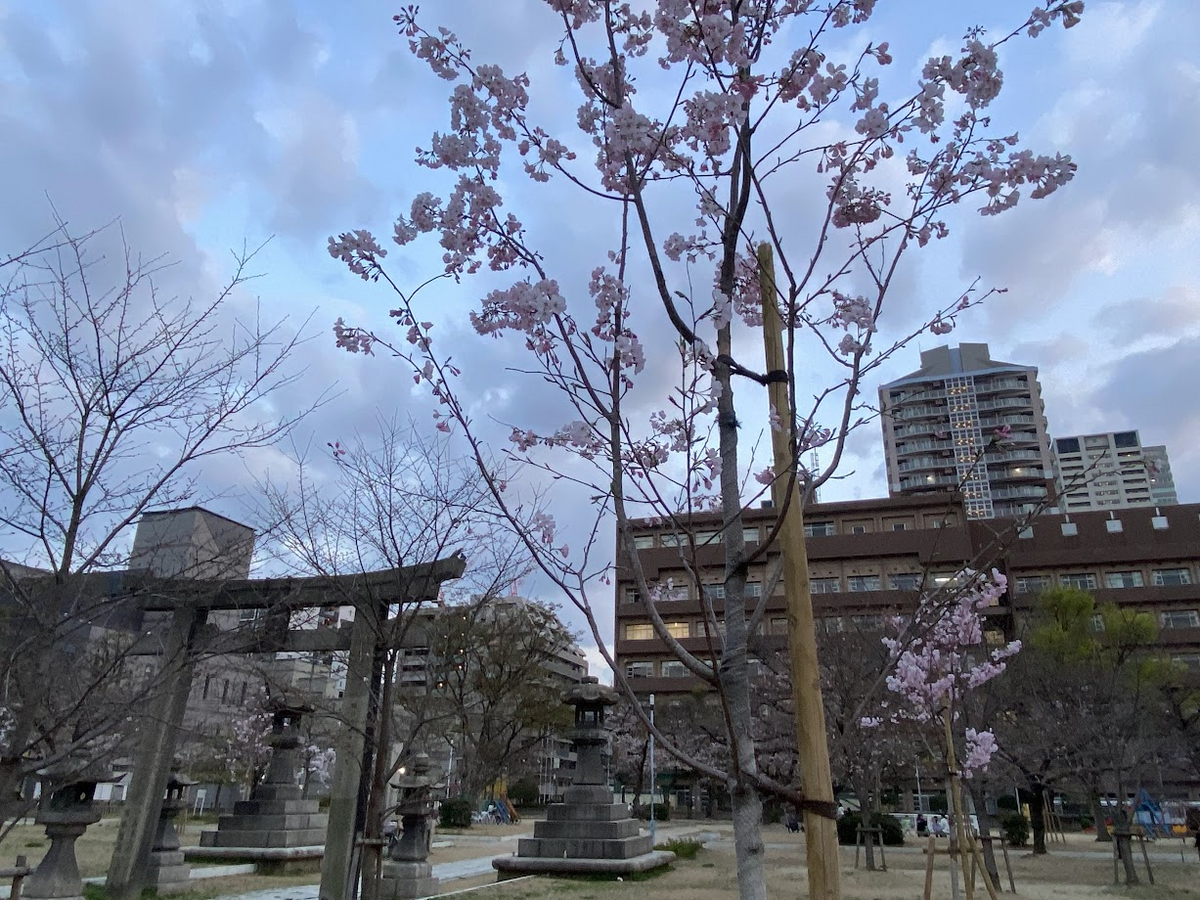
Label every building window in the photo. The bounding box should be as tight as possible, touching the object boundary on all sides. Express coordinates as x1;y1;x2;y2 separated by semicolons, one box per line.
745;582;763;597
1089;614;1106;633
850;524;868;535
238;607;262;622
623;587;642;604
1059;573;1097;590
1153;568;1191;586
891;522;909;532
652;582;689;602
625;661;654;678
847;575;882;592
1104;571;1144;589
1151;516;1169;530
633;534;656;549
805;521;835;537
664;621;690;639
703;584;724;601
1015;576;1051;595
889;573;922;591
851;615;883;630
770;616;789;635
1105;519;1123;533
1171;654;1200;672
810;577;841;594
694;530;721;545
1159;610;1200;630
819;616;845;633
1018;527;1034;539
743;526;760;544
660;660;687;678
624;623;654;641
1061;522;1078;536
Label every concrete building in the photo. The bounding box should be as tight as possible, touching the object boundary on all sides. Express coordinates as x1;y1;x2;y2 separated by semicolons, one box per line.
613;494;1200;696
879;343;1056;519
1054;431;1179;511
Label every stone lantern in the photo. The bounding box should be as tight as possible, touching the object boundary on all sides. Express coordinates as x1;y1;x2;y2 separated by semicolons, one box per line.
146;764;196;893
380;752;443;900
493;676;675;877
25;760;111;900
564;676;619;800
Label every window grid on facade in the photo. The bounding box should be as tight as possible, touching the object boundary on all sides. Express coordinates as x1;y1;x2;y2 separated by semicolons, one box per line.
624;623;654;640
889;573;922;591
1153;568;1191;586
1015;575;1051;594
1059;572;1097;590
805;522;836;537
626;661;653;678
1104;571;1144;589
810;577;841;594
847;575;882;592
1159;610;1200;630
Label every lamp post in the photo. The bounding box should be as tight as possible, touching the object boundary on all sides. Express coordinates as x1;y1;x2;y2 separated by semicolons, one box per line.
648;693;656;845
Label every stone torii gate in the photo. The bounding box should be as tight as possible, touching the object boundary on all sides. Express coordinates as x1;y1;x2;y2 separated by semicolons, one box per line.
100;554;466;900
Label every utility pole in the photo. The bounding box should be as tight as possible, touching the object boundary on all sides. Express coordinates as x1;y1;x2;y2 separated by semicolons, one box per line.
758;243;841;900
648;692;656;845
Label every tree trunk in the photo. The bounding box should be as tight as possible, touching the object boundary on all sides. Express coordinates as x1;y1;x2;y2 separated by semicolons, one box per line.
1028;781;1047;855
968;785;1001;893
850;775;876;871
1088;789;1111;842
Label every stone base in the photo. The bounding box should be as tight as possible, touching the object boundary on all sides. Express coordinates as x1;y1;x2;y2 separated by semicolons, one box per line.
492;849;676;877
379;861;438;900
183;844;324;875
146;849;191;894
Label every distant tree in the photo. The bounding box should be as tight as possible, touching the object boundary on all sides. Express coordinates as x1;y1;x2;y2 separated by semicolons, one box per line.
0;213;314;840
410;596;577;804
996;587;1166;857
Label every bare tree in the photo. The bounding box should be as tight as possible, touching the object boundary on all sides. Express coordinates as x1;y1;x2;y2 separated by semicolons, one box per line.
0;212;315;838
257;417;539;899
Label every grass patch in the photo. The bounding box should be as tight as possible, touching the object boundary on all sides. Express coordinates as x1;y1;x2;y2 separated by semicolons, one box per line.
654;839;703;860
25;840;45;848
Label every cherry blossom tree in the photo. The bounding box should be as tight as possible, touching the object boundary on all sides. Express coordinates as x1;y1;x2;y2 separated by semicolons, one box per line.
871;570;1019;900
328;3;1086;897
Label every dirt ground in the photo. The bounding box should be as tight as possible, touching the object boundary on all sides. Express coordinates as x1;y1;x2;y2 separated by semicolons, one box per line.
4;817;1198;900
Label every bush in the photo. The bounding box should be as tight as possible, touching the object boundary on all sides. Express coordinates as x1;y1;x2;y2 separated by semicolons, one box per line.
508;778;539;808
636;802;671;822
439;798;473;829
655;839;703;860
1000;813;1029;847
837;812;904;847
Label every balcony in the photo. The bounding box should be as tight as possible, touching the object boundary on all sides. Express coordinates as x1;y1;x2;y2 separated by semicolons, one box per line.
976;397;1033;412
990;486;1050;500
973;378;1031;395
983;450;1041;464
895;439;954;454
899;474;961;490
893;404;948;420
893;422;951;439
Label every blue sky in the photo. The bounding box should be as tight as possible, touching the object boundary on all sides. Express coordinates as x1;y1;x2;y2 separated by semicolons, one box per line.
2;1;1198;669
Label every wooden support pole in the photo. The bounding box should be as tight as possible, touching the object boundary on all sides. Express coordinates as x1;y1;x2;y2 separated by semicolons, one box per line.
999;838;1016;893
924;837;936;900
758;243;841;900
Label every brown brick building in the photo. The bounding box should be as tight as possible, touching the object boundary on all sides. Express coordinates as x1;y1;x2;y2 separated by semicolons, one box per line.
614;493;1200;695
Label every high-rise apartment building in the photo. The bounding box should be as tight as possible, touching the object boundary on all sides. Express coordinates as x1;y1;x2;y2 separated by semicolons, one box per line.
1054;431;1179;510
879;343;1055;519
